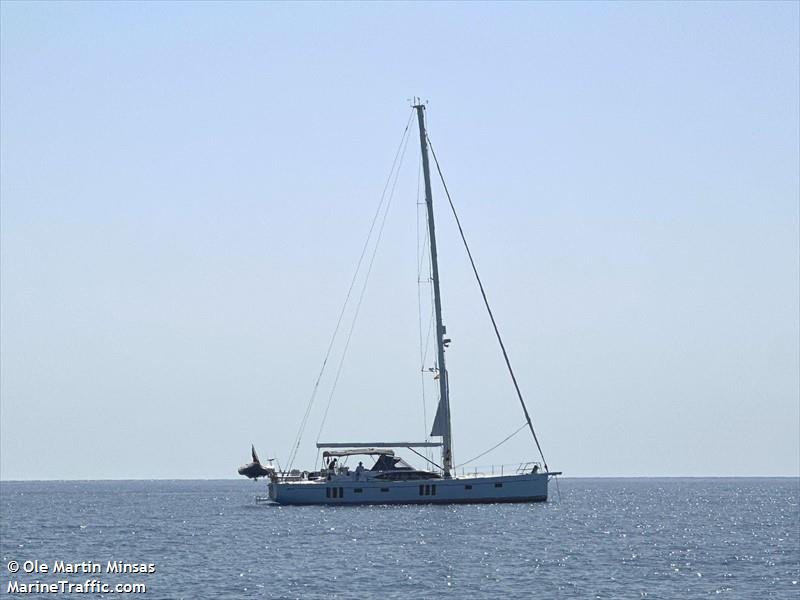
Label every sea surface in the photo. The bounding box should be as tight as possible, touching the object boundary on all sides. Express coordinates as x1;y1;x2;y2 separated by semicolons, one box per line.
1;478;798;599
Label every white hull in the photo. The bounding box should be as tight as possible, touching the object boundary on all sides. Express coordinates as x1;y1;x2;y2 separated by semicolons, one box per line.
267;472;553;505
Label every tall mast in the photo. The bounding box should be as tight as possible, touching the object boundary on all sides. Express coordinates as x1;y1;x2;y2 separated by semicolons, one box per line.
414;103;453;477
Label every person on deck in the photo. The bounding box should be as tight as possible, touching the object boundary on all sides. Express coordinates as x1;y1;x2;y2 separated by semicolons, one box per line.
355;461;365;481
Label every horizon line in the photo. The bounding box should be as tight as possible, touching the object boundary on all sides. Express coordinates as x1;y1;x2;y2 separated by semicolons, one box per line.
1;475;798;483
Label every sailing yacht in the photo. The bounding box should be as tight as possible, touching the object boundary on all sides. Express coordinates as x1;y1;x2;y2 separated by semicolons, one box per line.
251;103;560;505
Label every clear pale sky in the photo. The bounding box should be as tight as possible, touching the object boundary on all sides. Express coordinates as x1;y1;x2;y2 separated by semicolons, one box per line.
1;1;798;480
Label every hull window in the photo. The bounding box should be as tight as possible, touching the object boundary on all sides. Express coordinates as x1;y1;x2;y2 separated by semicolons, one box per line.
326;488;331;498
380;488;389;492
339;487;344;498
431;485;436;496
494;483;503;488
464;485;472;490
354;488;363;493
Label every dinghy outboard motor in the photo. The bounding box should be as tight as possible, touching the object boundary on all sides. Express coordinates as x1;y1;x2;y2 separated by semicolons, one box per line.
238;444;274;480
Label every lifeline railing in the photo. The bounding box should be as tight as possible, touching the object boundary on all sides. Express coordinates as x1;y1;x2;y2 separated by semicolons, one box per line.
455;461;544;478
270;462;548;481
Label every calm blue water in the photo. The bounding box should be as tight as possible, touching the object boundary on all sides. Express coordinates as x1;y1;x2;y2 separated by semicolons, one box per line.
1;478;797;599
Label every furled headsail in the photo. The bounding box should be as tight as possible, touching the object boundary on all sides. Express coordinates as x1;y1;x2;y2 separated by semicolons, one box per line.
430;398;447;437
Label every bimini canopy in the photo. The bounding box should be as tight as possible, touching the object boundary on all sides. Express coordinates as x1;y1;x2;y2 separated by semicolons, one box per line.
317;442;442;448
322;449;395;458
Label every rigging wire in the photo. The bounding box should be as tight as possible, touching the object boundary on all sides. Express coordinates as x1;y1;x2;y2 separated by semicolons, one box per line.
285;110;415;471
426;135;550;472
415;154;437;465
418;216;436;370
407;446;443;471
415;154;430;450
313;117;414;445
453;422;528;469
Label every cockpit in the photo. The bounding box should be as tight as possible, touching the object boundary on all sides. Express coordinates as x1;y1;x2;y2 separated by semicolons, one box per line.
321;449;441;480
